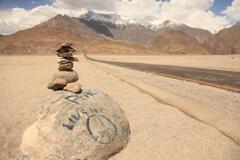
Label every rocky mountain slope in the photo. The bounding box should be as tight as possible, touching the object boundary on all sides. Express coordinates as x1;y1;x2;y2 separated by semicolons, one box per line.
79;11;212;44
0;15;154;55
37;14;101;38
79;11;156;44
151;31;208;54
204;23;240;54
154;20;213;43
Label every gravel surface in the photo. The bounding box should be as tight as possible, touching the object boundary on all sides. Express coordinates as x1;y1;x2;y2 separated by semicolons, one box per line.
90;55;240;120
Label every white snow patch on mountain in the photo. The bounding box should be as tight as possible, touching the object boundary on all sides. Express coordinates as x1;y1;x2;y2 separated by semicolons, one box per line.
80;11;137;25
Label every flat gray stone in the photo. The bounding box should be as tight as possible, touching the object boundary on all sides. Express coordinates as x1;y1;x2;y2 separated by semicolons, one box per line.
57;59;71;64
65;57;79;62
58;62;73;71
60;42;73;47
56;52;73;58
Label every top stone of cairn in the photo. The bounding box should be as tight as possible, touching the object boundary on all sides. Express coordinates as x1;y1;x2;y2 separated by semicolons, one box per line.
56;42;76;58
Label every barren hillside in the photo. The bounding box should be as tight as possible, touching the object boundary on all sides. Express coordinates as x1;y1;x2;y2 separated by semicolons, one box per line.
151;31;208;54
205;23;240;54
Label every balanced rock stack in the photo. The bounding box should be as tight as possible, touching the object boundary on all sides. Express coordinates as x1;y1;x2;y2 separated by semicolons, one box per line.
20;42;131;160
47;43;82;93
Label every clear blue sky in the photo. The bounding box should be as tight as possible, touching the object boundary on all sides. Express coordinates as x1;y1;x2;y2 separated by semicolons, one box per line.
211;0;234;15
0;0;234;15
0;0;53;10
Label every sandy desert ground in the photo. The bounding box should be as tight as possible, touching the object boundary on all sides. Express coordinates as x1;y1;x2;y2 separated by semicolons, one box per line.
92;54;240;71
0;54;240;160
88;54;240;120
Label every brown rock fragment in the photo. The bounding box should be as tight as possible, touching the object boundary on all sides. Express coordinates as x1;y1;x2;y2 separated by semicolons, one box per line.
47;78;67;90
63;82;82;93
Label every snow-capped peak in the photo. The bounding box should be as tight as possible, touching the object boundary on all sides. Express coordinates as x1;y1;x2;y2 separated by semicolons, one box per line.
158;20;185;28
80;11;136;25
138;15;185;30
145;19;185;30
235;21;240;26
79;11;186;30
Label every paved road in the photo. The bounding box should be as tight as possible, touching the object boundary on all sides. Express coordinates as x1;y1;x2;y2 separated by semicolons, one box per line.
85;55;240;93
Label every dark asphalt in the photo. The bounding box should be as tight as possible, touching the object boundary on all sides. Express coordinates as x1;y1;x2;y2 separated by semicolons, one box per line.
85;55;240;93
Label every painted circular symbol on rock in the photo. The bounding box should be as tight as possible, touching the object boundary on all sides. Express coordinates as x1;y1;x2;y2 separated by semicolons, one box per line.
87;115;117;144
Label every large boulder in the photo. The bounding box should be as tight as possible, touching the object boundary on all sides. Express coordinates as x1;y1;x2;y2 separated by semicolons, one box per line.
20;88;130;160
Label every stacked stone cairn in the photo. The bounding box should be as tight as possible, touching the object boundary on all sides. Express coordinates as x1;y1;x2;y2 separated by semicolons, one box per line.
47;43;82;93
20;42;131;160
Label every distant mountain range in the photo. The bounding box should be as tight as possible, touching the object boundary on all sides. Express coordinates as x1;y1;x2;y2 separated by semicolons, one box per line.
0;11;239;55
79;11;212;44
0;14;152;55
204;22;240;54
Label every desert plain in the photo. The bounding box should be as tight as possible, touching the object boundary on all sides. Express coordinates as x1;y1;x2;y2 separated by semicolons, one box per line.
0;54;240;160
